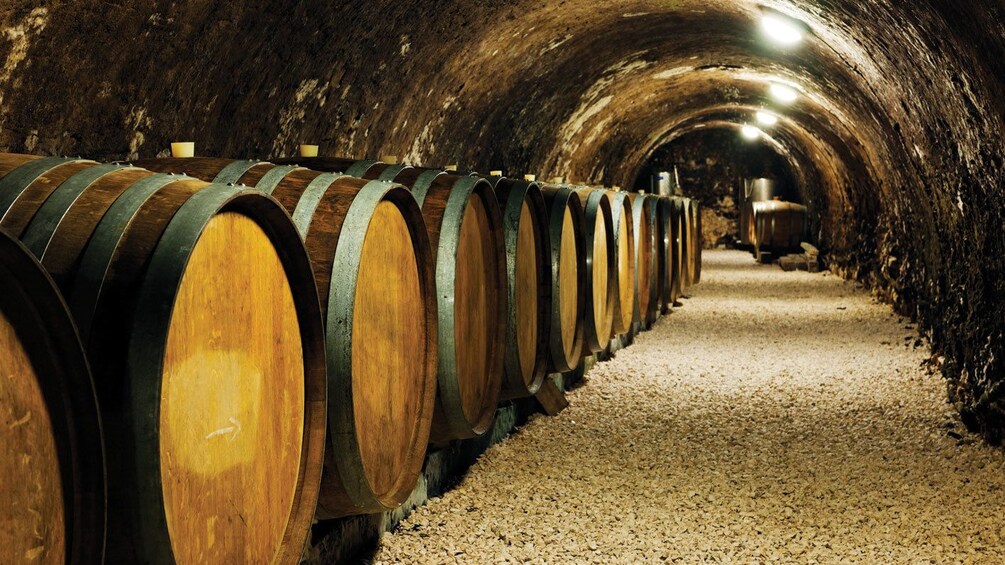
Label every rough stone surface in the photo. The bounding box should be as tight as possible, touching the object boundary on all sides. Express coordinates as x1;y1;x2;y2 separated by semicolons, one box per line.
375;251;1005;563
0;0;1002;440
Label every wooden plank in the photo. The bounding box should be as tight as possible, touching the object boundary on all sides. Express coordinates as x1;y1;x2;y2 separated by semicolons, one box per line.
534;377;569;416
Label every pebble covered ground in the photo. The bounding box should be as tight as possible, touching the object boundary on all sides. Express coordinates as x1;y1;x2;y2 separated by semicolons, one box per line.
375;250;1005;563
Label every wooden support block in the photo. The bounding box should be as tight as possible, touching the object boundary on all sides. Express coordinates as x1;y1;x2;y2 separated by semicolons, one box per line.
534;377;569;416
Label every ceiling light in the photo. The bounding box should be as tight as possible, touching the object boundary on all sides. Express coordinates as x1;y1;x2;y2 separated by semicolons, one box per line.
769;83;798;103
756;111;779;126
741;125;762;140
761;12;806;45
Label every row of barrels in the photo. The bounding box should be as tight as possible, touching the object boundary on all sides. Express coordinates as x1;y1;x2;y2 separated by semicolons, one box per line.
0;153;700;564
739;199;807;260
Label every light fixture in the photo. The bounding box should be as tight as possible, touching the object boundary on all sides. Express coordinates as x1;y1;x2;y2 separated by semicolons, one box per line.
756;111;779;126
769;83;799;104
741;125;762;140
761;11;806;46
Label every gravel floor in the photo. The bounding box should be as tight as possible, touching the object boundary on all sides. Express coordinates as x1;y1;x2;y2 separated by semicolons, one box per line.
375;250;1005;564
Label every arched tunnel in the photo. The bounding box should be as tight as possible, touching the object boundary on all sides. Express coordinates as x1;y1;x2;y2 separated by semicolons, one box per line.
1;0;1004;562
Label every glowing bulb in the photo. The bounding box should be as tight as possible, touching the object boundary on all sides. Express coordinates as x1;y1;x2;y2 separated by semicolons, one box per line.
761;13;805;45
741;125;762;140
756;111;779;126
769;83;799;104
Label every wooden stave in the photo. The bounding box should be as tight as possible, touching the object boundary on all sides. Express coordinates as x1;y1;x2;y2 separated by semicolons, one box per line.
608;190;636;337
0;157;327;563
0;228;106;564
389;171;507;442
488;177;552;401
137;158;441;515
574;188;618;353
629;193;659;329
540;186;586;373
0;156;100;238
132;157;262;185
20;164;155;290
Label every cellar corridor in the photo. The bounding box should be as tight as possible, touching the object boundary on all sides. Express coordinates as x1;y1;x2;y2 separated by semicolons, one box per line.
3;2;1005;562
375;250;1005;563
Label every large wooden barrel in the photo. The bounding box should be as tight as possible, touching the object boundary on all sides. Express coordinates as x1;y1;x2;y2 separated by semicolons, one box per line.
136;157;438;517
693;200;703;285
485;176;551;400
0;154;326;564
296;160;507;441
683;198;700;291
751;200;806;257
574;188;617;352
656;197;682;312
540;186;586;372
608;190;636;337
394;170;505;441
629;193;658;329
0;229;105;564
673;197;694;293
654;196;671;312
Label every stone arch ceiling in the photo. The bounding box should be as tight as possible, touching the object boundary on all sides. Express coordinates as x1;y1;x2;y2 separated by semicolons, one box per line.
2;1;1005;438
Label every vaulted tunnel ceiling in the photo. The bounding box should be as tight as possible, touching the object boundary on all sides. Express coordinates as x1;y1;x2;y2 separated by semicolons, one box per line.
1;1;1004;438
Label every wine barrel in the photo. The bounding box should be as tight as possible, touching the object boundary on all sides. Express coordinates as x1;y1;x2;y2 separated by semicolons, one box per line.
574;188;617;352
608;190;636;337
484;176;551;400
0;154;326;564
656;197;682;312
683;198;699;291
693;200;703;285
303;162;506;442
673;197;694;293
395;170;505;441
751;200;806;257
0;229;104;564
629;193;658;329
540;186;587;372
654;196;671;312
136;158;438;517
